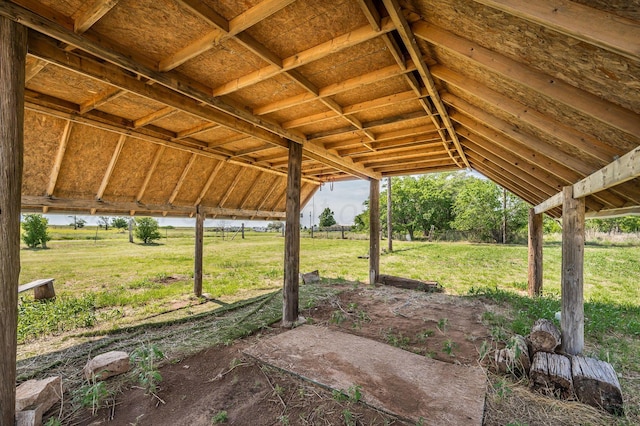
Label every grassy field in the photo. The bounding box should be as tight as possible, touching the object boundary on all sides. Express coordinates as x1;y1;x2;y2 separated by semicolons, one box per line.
17;228;640;423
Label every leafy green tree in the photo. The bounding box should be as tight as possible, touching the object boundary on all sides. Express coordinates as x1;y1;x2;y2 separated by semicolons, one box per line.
318;207;337;227
111;217;129;230
69;216;86;229
21;214;51;248
267;221;283;231
134;217;162;244
451;178;502;241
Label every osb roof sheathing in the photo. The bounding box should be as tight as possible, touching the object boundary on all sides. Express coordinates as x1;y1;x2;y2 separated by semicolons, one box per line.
6;0;638;219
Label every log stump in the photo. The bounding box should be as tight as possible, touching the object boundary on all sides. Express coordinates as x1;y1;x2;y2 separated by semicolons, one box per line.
529;319;561;353
495;335;530;376
572;356;623;415
530;352;573;398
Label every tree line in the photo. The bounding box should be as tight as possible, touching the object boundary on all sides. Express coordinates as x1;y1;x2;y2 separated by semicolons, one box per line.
353;172;640;243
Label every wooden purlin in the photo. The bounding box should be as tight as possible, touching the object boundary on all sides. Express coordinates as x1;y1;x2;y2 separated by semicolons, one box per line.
381;0;469;168
92;133;126;214
21;195;287;219
73;0;119;34
2;2;379;180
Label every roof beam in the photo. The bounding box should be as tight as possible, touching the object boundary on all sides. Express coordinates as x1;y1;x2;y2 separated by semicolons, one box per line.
356;0;382;31
173;122;219;140
79;87;126;114
74;0;119;34
239;172;265;209
586;207;640;219
161;0;294;71
251;175;281;219
168;153;197;205
93;133;125;206
213;18;396;96
382;165;458;177
433;66;624;164
25;57;47;82
21;195;286;219
219;168;245;207
194;160;225;206
43;119;72;213
381;0;468;168
472;0;640;62
413;21;640;138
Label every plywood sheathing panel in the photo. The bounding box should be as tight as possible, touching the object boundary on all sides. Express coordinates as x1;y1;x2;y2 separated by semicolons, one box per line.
223;139;266;153
96;93;168;122
22;111;69;195
297;117;356;136
200;163;241;206
261;178;288;211
263;101;332;125
246;0;369;59
172;156;219;205
175;38;269;90
221;168;261;208
240;174;279;210
571;0;640;21
149;112;211;134
91;0;212;63
104;139;159;200
196;128;245;145
411;0;640;114
140;149;192;203
24;0;83;20
54;124;122;198
331;75;413;106
354;99;425;124
425;45;640;153
226;74;304;111
298;39;395;88
26;62;112;106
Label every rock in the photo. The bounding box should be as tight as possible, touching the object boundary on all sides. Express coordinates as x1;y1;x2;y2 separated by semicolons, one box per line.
16;405;44;426
15;376;62;413
83;351;130;380
300;270;320;284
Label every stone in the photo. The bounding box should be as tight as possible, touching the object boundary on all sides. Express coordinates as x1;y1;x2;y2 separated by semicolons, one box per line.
83;351;130;380
300;270;320;284
16;404;44;426
15;376;62;413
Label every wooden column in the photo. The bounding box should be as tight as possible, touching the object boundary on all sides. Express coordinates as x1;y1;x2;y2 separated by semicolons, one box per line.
528;208;543;297
387;177;393;252
194;207;204;297
283;140;302;327
369;179;380;285
561;186;585;355
0;16;27;426
128;218;134;243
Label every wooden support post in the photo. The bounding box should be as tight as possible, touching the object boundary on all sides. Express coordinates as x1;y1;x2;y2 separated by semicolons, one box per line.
0;16;27;426
241;223;245;239
387;177;393;252
194;207;204;297
528;208;543;297
128;218;134;243
561;186;585;355
369;178;380;284
283;140;302;327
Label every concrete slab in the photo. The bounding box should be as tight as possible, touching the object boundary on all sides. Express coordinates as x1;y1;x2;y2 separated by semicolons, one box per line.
244;325;486;425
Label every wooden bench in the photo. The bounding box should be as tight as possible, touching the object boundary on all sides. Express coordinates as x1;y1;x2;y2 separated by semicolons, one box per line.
18;278;56;300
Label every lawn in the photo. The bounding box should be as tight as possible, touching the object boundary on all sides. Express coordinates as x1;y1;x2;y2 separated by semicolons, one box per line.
17;229;640;423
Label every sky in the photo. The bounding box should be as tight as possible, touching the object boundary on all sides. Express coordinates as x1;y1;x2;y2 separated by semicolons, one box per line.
43;179;373;228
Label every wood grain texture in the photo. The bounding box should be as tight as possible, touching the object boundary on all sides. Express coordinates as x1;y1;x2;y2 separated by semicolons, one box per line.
369;179;380;284
283;141;302;326
527;209;543;297
193;208;204;297
530;352;573;398
572;355;623;414
0;16;27;426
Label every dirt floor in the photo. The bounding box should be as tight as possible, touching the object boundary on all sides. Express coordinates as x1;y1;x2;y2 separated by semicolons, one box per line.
74;285;493;425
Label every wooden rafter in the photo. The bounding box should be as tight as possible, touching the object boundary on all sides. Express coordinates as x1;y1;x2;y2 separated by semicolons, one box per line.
74;0;119;34
373;159;457;174
135;145;164;203
21;195;286;219
413;21;640;137
5;3;380;179
473;0;640;62
381;0;469;168
91;133;126;214
212;18;396;96
307;111;429;141
168;153;197;205
238;172;264;210
219;168;245;207
250;175;281;219
433;66;623;164
162;0;294;71
45;119;72;198
79;87;125;114
133;106;177;128
194;160;225;206
173;122;219;140
25;57;47;82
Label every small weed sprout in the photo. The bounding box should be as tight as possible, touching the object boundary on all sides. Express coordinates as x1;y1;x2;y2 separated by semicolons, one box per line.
436;318;448;334
278;414;289;425
332;389;349;402
212;410;228;423
477;340;490;362
131;343;164;394
384;328;410;349
343;409;355;426
442;339;457;357
418;329;435;342
74;377;110;416
44;418;62;426
330;310;346;325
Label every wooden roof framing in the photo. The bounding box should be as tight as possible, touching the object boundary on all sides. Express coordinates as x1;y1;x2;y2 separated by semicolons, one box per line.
1;0;637;219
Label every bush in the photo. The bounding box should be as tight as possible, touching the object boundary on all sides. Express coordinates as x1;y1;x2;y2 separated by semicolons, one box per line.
21;214;51;248
134;217;162;244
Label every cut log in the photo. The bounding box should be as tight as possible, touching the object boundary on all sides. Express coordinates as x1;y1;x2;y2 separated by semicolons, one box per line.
528;319;561;353
572;356;623;415
377;274;442;292
529;352;573;398
495;334;530;376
